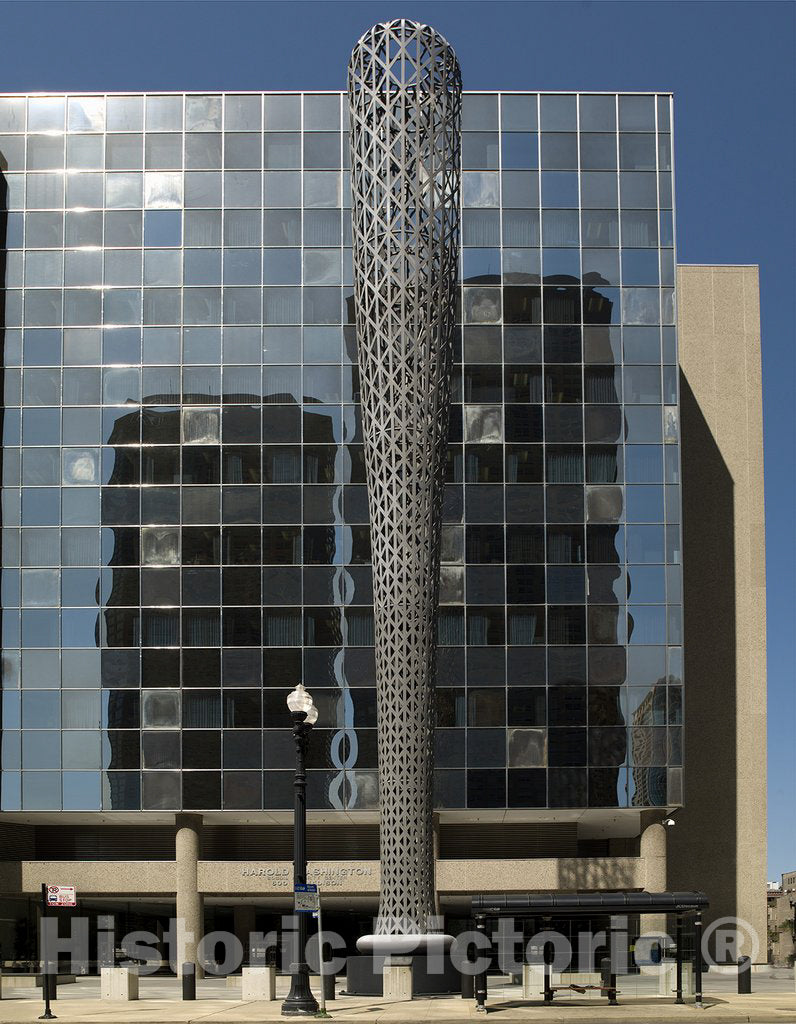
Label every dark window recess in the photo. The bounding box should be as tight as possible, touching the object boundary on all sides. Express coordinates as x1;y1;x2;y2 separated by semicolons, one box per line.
201;825;380;860
31;826;175;860
506;405;543;443
439;822;577;858
466;525;505;563
507;525;545;563
507;565;545;603
548;686;587;726
142;648;180;686
508;688;546;726
183;730;221;768
545;366;582;403
463;366;502;402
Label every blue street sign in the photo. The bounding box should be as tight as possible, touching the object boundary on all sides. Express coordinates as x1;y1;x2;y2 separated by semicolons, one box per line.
294;883;319;912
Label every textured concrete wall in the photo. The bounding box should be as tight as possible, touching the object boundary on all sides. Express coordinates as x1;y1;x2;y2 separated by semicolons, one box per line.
14;860;176;893
9;856;645;896
669;265;767;959
436;857;645;893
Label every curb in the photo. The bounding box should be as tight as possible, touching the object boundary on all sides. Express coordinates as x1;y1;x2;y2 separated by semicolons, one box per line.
0;1017;793;1024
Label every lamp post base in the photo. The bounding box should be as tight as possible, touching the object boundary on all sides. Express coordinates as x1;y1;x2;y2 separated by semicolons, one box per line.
280;963;318;1016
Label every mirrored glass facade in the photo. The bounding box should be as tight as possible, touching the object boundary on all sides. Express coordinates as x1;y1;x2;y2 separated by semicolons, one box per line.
0;91;682;813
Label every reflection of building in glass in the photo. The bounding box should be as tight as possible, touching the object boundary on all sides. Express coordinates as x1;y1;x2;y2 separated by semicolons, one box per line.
630;679;668;806
0;87;767;963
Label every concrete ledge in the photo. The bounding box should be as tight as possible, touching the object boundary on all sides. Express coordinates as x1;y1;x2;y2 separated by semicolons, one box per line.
1;974;76;989
711;963;772;975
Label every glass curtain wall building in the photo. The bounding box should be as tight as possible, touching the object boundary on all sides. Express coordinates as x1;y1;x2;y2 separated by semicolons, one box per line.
0;91;682;816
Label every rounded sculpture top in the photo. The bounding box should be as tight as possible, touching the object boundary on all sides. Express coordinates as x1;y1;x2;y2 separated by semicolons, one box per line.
348;18;461;92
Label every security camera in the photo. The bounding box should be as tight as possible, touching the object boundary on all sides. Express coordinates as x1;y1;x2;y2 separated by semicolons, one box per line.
662;817;676;827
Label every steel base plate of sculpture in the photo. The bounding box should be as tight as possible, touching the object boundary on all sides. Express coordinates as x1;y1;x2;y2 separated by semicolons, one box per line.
347;19;461;953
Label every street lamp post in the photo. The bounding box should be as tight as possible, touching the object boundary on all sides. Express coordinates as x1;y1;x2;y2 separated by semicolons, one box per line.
281;684;319;1017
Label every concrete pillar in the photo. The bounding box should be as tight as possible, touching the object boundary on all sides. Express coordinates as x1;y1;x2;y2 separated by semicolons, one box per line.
641;822;668;941
175;813;203;979
233;905;256;964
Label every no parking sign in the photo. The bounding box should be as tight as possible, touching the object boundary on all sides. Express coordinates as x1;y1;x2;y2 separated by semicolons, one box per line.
46;884;76;907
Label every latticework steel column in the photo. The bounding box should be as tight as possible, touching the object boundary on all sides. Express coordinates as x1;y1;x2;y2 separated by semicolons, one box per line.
348;20;461;936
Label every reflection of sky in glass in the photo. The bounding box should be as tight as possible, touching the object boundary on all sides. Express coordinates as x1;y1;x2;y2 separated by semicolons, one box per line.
0;91;682;812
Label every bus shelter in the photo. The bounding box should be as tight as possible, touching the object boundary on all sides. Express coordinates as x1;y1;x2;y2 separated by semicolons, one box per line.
470;891;709;1011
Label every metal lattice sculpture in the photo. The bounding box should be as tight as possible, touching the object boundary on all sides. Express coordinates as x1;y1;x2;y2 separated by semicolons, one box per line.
348;20;461;935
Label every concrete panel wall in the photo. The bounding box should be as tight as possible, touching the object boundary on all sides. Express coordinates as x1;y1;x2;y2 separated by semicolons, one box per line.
18;860;177;894
669;265;767;959
8;856;644;897
436;857;645;893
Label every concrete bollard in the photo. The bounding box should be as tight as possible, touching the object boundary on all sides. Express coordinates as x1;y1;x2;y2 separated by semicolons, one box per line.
241;965;276;1001
522;963;544;999
382;955;412;1001
600;956;618;1005
182;962;196;1000
658;961;694;997
100;966;139;1001
38;972;57;1001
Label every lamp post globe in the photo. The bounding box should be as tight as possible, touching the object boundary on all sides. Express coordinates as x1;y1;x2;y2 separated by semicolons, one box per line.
286;683;314;715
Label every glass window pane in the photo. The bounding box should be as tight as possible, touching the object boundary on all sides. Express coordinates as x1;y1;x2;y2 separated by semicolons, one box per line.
579;95;616;131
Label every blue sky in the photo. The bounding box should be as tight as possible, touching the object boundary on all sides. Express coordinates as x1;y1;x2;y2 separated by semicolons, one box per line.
1;0;793;876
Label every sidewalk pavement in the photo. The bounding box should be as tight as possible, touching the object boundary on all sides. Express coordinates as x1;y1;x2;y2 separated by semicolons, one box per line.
1;989;795;1024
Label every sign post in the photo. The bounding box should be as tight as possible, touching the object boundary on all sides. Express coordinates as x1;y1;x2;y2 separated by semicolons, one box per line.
38;884;76;1020
39;884;55;1021
313;886;331;1018
294;883;330;1017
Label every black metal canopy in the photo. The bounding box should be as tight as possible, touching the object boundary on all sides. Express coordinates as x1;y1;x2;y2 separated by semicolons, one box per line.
471;891;708;918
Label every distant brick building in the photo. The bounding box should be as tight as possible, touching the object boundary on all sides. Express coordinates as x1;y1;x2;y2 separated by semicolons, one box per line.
767;872;796;966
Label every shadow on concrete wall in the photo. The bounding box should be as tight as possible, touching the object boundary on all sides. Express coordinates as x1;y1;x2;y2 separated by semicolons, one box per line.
667;370;737;960
557;856;638;892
